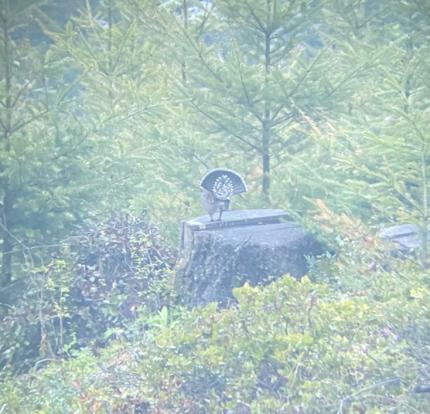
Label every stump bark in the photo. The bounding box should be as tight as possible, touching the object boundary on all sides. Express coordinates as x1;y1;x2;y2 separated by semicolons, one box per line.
175;209;324;307
379;224;430;252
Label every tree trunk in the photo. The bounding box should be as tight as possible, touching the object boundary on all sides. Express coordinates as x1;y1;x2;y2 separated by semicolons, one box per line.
262;14;272;199
1;9;13;287
0;191;13;287
262;121;270;197
181;0;188;83
421;149;429;269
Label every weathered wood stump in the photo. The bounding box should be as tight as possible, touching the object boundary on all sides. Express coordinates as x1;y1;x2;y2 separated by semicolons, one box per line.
379;224;429;252
175;209;324;307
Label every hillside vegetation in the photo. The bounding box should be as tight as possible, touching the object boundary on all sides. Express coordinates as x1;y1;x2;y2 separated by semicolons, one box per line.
1;0;430;413
2;230;430;412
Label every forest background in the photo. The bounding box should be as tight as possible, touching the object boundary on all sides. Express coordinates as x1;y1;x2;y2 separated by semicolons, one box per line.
0;0;430;413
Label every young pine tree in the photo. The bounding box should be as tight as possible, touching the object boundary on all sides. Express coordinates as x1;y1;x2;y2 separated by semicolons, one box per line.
165;0;331;201
311;1;430;267
0;0;96;286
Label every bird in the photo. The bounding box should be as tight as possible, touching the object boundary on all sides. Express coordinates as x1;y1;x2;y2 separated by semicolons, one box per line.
200;168;247;221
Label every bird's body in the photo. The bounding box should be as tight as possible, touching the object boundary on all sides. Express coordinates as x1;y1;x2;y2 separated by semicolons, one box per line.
200;169;246;221
201;188;230;221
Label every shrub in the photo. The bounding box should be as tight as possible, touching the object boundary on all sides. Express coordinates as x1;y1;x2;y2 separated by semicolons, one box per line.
2;262;429;413
0;213;176;372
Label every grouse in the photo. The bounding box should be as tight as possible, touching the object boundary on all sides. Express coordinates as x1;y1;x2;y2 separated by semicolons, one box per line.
200;168;247;221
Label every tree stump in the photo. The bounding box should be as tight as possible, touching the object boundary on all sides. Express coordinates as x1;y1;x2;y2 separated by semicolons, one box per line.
175;209;324;307
379;224;429;252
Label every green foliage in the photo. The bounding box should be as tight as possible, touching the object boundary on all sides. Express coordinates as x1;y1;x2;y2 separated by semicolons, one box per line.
2;207;429;411
1;1;430;412
284;1;430;266
162;0;331;199
0;213;175;372
2;253;429;413
2;0;427;269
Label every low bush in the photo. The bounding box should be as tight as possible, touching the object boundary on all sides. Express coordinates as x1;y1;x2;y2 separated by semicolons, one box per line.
1;260;429;413
0;213;175;372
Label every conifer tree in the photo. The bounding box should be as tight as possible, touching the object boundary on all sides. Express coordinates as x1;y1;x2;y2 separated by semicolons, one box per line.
44;0;202;240
303;1;430;266
0;0;88;285
345;11;430;266
0;0;133;285
165;0;331;200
